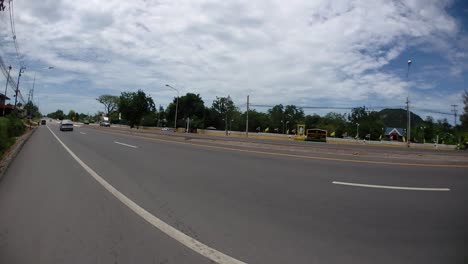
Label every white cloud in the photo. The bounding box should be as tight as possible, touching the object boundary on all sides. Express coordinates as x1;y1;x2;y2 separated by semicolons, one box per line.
0;0;465;117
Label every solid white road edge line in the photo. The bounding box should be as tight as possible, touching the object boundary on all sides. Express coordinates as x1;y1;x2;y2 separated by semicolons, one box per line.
46;126;246;264
332;181;450;191
114;141;138;148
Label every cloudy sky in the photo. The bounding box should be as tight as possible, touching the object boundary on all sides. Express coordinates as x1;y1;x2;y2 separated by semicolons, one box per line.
0;0;467;122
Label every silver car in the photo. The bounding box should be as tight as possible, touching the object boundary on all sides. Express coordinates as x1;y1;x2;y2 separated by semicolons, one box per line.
100;121;111;127
59;119;74;131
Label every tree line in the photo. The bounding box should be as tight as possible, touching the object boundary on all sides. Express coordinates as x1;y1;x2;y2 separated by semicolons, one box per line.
46;90;468;145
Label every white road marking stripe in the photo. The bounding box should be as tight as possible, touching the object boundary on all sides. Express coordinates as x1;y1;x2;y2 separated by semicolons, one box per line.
80;132;87;135
332;181;450;191
114;141;138;148
46;126;245;264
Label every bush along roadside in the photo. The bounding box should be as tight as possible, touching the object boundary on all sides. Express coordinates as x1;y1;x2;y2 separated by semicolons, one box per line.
0;115;26;158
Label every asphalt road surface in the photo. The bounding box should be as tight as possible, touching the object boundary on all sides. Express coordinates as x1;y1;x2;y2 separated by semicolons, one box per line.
98;124;465;155
0;123;467;263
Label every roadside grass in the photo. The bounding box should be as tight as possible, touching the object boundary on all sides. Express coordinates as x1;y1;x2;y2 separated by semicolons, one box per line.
0;116;26;159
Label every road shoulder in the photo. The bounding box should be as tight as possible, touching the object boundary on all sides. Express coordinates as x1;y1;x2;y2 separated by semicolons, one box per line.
0;126;37;182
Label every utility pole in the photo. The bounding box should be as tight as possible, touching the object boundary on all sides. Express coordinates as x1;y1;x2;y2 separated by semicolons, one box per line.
406;59;412;147
27;89;32;103
221;100;228;136
246;95;249;137
14;67;26;111
31;72;36;103
406;96;410;145
157;104;162;127
26;89;32;118
2;65;11;116
224;113;228;136
451;104;458;126
165;84;179;130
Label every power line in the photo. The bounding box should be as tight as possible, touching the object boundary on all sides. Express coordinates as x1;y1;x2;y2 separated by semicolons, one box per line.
412;107;452;116
8;0;24;67
0;55;17;89
249;104;405;110
247;103;455;119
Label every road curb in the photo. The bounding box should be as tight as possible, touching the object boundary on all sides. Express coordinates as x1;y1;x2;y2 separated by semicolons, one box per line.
0;126;37;182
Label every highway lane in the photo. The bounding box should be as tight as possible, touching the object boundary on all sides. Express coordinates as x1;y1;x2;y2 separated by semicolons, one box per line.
89;124;468;156
82;124;468;166
1;123;467;263
0;125;210;264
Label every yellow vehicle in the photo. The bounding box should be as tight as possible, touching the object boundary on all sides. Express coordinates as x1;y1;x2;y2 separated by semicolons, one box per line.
305;129;327;142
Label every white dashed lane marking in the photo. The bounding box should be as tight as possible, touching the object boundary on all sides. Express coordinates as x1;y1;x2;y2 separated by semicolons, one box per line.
114;141;138;148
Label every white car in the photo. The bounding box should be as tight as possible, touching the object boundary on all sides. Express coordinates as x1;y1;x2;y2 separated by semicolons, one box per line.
100;121;111;127
60;119;74;131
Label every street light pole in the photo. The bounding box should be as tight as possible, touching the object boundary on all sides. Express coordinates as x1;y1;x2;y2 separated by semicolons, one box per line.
421;126;425;143
165;84;179;130
2;65;11;116
286;121;290;134
14;67;26;111
406;59;412;147
246;95;249;137
356;123;360;139
31;67;54;104
30;66;54;116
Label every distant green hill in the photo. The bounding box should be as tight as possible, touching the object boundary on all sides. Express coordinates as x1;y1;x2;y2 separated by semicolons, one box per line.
378;108;423;128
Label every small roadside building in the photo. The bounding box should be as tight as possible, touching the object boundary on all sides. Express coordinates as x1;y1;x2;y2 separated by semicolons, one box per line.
384;127;406;141
0;93;9;105
0;93;13;116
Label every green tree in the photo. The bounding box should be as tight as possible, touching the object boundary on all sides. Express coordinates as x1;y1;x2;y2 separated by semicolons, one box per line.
320;112;347;137
67;110;78;121
109;111;120;124
422;116;435;142
348;107;385;139
305;114;322;129
96;95;120;116
212;96;237;132
241;109;270;133
433;118;456;144
268;104;284;133
141;112;158;127
77;113;89;121
47;109;65;120
118;90;156;128
284;105;304;133
157;105;166;127
23;101;41;119
166;93;205;128
92;111;105;123
460;90;468;129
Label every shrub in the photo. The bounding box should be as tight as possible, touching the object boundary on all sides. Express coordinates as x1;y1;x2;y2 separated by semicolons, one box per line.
6;115;25;137
0;118;14;156
0;116;26;157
